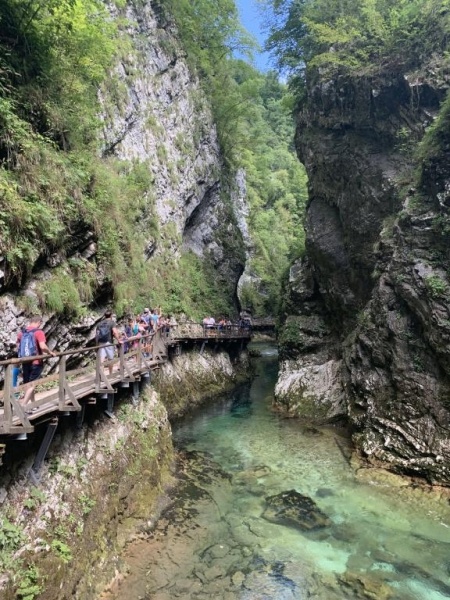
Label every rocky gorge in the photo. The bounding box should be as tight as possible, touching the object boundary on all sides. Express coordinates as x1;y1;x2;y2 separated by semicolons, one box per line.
0;0;255;594
277;64;450;485
0;347;249;599
1;0;450;596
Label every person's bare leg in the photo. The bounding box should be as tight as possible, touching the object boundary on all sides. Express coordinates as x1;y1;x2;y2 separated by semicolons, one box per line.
21;384;35;407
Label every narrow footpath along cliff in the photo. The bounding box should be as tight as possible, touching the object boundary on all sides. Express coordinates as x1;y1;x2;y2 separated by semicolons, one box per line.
277;61;450;485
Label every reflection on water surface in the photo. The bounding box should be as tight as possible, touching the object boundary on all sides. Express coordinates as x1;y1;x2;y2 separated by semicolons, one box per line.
102;344;450;600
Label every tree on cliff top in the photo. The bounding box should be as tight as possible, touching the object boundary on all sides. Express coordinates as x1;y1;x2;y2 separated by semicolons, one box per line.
262;0;450;82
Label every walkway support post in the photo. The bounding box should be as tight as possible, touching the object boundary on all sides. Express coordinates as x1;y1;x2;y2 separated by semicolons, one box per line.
29;417;58;482
58;355;81;412
105;393;115;419
76;404;86;430
132;381;140;405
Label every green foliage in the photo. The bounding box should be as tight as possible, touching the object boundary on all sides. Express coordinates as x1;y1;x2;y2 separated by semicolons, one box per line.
263;0;450;81
79;494;96;516
37;268;84;317
425;275;448;298
0;0;119;284
156;250;235;319
0;518;24;552
50;539;72;563
417;91;450;166
23;487;46;511
231;65;307;315
164;0;255;168
0;518;25;581
16;565;42;600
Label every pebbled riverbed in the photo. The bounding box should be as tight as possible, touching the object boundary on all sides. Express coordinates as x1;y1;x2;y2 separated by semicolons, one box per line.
100;344;450;600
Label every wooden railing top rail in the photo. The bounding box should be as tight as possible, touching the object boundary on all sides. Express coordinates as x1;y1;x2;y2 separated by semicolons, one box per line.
0;332;155;368
0;324;251;436
0;323;250;368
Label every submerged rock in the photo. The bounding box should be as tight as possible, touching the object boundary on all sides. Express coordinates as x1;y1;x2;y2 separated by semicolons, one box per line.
338;570;397;600
315;487;335;498
262;489;331;531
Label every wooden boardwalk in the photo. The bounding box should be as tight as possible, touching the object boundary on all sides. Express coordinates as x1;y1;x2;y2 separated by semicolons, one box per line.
0;323;250;439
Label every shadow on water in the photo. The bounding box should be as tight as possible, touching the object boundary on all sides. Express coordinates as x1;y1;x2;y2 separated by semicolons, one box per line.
100;342;450;600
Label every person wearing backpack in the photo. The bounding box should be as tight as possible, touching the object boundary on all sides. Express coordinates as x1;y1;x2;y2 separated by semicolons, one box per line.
17;316;56;408
95;310;120;375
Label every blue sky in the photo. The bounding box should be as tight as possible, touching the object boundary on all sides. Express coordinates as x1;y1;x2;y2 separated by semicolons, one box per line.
235;0;272;72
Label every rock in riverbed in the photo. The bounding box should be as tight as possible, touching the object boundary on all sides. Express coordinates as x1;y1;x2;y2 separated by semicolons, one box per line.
262;489;331;531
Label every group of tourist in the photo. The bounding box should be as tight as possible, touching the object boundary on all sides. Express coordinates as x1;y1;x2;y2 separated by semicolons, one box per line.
13;308;251;411
202;314;252;333
95;308;179;373
14;308;177;410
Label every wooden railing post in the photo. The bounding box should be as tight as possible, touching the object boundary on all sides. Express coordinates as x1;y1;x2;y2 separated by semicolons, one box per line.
95;349;101;391
3;364;13;434
137;337;142;370
58;354;80;411
58;356;65;411
119;342;125;379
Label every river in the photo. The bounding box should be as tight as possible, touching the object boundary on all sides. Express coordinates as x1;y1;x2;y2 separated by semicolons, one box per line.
100;344;450;600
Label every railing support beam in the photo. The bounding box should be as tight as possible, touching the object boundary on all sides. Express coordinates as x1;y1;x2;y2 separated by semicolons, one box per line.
104;393;115;419
29;417;58;482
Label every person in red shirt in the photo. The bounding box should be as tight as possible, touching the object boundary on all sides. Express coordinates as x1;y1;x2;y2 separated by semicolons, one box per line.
17;316;56;407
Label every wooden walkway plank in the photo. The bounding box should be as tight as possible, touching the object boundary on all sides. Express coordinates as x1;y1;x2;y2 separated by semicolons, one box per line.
0;326;251;436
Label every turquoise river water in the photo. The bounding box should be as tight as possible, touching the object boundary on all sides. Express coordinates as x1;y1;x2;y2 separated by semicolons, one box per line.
102;345;450;600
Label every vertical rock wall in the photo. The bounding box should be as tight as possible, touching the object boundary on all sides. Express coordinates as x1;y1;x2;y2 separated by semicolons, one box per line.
278;65;450;485
0;0;247;360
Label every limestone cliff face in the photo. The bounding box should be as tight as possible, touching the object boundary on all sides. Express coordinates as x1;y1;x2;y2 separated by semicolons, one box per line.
0;1;247;360
277;65;450;484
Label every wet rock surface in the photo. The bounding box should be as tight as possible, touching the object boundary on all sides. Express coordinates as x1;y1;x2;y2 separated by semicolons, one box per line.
278;62;450;484
262;489;332;532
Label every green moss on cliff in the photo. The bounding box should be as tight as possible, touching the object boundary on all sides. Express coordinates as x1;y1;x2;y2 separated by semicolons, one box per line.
0;391;173;600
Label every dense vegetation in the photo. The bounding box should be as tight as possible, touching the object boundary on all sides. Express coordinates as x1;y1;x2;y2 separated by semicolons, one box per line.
263;0;450;89
0;0;235;318
0;0;158;316
0;0;306;321
165;0;307;316
234;66;307;315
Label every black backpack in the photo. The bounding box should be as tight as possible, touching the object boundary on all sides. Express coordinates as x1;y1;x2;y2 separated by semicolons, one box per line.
96;320;111;344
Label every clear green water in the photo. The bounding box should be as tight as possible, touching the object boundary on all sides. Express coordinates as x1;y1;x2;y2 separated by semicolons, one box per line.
105;345;450;600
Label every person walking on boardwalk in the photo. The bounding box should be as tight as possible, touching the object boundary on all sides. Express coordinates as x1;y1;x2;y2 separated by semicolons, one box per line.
150;308;159;330
96;310;121;376
17;316;56;408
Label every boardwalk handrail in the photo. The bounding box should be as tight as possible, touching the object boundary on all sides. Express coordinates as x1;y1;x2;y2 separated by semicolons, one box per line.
0;331;160;435
0;323;251;436
167;321;251;340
